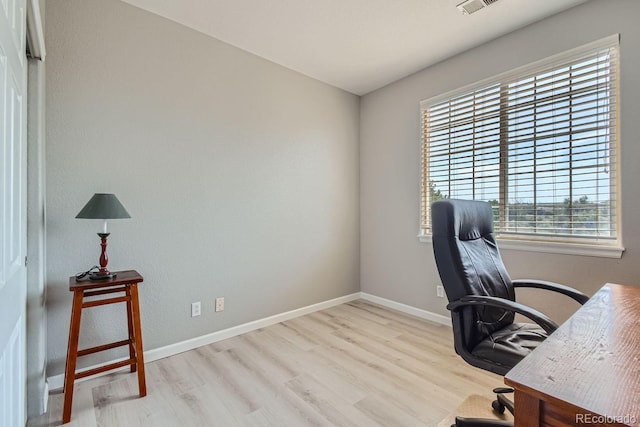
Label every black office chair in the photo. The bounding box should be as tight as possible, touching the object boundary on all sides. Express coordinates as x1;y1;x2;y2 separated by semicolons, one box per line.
430;199;589;427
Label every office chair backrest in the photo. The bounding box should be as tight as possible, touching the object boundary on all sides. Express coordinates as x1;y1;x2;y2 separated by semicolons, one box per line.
431;199;515;351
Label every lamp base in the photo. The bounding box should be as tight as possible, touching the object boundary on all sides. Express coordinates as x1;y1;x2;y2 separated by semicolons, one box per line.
89;271;117;281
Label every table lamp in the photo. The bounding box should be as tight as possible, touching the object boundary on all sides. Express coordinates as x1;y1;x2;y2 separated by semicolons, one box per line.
76;193;131;280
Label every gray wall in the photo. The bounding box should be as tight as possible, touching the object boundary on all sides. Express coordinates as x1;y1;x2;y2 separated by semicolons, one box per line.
45;0;360;376
360;0;640;324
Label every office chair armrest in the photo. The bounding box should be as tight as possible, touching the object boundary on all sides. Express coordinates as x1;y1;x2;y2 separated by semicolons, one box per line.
512;279;589;305
447;295;559;334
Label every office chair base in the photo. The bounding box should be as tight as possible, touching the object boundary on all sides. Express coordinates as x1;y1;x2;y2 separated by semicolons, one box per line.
491;388;514;416
453;416;513;427
451;389;515;427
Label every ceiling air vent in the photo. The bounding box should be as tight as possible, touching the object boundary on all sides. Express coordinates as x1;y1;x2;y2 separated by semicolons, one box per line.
456;0;499;15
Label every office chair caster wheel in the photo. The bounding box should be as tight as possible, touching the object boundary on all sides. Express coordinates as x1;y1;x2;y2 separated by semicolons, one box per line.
492;399;506;414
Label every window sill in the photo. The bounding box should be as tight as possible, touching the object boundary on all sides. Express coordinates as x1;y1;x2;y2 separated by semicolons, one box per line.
418;234;624;259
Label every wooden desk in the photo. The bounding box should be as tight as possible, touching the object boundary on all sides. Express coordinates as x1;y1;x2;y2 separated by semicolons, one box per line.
62;270;147;424
505;283;640;427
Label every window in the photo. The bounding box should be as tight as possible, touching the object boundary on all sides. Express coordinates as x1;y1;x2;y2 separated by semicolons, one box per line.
420;35;621;256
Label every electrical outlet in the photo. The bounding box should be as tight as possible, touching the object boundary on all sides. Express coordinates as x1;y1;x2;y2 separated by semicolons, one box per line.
215;297;224;312
436;285;445;298
191;301;201;317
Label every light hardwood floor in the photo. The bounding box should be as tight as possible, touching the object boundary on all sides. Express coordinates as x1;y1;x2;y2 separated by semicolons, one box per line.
29;300;502;427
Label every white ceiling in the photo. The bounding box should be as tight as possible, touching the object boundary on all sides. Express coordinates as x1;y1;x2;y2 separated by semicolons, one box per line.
122;0;589;95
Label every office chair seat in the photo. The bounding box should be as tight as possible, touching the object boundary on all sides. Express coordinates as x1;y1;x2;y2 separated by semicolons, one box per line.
472;322;547;373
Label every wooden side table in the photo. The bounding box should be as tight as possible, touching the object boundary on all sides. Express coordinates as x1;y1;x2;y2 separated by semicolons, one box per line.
62;270;147;424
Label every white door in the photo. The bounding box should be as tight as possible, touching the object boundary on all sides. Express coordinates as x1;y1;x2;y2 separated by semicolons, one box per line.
0;0;27;425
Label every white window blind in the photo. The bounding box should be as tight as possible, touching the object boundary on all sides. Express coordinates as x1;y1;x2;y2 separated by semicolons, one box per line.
420;35;620;247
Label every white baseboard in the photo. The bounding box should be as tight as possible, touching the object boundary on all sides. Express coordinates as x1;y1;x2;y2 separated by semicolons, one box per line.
47;292;361;391
360;292;452;327
47;291;450;390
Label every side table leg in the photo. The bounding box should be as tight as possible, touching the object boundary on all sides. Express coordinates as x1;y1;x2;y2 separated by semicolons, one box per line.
130;284;147;397
126;287;136;373
62;290;84;424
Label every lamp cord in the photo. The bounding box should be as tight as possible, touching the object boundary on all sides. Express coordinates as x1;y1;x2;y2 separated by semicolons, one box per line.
75;265;99;281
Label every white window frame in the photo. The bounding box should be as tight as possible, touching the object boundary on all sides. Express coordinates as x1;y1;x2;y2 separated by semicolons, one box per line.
419;35;624;259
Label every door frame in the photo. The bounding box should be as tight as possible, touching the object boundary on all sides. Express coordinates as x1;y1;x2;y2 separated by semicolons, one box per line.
25;0;47;420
